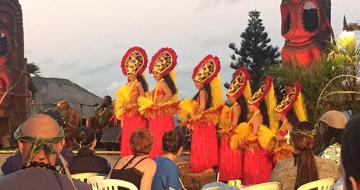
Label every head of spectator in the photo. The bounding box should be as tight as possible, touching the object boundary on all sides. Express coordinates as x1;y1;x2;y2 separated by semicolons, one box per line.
102;95;112;107
341;114;360;190
162;130;184;159
316;110;347;154
130;128;154;155
290;121;319;189
14;114;65;166
76;127;96;150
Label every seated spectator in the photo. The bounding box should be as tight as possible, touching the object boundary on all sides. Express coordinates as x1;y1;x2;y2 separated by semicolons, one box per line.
316;110;347;164
1;110;74;175
341;114;360;190
152;130;184;190
0;114;90;190
271;121;339;190
69;127;111;174
110;128;156;190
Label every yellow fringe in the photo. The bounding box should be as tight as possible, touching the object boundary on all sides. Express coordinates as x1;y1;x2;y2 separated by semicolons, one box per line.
264;83;279;134
294;92;308;122
114;84;132;119
243;80;252;101
137;96;154;115
210;75;224;108
169;71;179;102
230;122;250;150
219;105;232;134
178;98;198;122
258;124;276;151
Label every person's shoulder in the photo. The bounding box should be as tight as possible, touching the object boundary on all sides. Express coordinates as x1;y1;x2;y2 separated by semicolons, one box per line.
274;157;295;170
271;157;295;178
315;156;338;166
144;157;156;166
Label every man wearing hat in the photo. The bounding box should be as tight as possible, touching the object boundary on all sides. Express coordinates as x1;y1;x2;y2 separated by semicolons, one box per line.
316;110;348;164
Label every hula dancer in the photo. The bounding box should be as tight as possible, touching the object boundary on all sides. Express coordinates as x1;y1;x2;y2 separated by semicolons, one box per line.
180;55;223;173
115;47;148;156
273;82;308;162
218;67;252;181
138;48;179;158
231;76;278;185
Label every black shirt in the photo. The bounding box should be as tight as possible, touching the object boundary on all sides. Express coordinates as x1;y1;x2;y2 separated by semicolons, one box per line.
69;148;111;175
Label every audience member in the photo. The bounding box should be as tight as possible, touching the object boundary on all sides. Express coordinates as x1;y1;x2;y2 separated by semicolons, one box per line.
110;128;156;190
1;109;74;175
271;121;338;190
69;127;111;174
316;110;347;164
0;114;91;190
152;130;184;190
341;114;360;190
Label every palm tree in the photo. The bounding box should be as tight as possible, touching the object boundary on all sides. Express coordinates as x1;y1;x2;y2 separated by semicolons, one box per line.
26;61;41;97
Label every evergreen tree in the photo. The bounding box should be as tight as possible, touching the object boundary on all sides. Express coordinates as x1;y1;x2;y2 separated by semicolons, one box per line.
229;10;280;87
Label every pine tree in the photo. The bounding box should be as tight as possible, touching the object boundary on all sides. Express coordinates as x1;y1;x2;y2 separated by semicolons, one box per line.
229;10;280;87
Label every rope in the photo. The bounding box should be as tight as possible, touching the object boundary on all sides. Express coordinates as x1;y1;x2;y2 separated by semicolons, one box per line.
0;62;27;106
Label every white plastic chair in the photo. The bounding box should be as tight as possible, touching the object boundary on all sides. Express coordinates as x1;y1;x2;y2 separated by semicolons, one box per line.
243;182;281;190
98;179;138;190
297;179;335;190
71;172;103;184
88;175;106;190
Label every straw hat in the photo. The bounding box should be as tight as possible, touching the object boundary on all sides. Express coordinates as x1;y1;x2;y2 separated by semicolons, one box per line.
318;110;348;129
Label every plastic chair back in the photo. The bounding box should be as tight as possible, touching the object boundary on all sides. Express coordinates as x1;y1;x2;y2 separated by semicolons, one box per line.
243;182;281;190
297;179;335;190
98;179;138;190
71;172;103;184
88;175;106;190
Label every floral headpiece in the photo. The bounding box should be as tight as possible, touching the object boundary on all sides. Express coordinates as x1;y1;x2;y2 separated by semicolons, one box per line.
121;47;148;76
290;128;316;138
192;55;221;85
149;48;177;76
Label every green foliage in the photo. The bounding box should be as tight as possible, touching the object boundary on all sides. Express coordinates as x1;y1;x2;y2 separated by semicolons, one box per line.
268;40;360;122
229;10;280;87
26;62;41;97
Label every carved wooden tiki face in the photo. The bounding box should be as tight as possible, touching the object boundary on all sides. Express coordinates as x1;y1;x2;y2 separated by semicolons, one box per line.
0;12;12;90
280;0;331;66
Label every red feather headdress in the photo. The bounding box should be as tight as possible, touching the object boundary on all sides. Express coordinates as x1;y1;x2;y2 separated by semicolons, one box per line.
247;76;273;108
192;55;221;85
149;48;177;76
226;67;250;99
275;82;301;116
120;47;148;76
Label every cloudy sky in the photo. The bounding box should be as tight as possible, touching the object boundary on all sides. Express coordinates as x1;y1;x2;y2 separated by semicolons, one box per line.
19;0;359;99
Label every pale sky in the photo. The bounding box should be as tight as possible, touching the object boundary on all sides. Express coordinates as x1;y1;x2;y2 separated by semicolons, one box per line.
19;0;359;99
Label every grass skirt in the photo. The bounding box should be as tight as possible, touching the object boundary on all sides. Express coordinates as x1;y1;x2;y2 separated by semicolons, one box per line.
219;134;243;181
190;121;218;173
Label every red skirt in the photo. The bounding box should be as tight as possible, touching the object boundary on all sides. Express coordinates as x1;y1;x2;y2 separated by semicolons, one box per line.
219;134;243;181
121;112;146;156
148;115;175;158
190;121;218;173
243;148;273;185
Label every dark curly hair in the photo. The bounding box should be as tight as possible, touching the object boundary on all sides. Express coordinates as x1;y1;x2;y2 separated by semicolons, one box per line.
342;114;360;190
76;127;96;148
162;130;184;154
